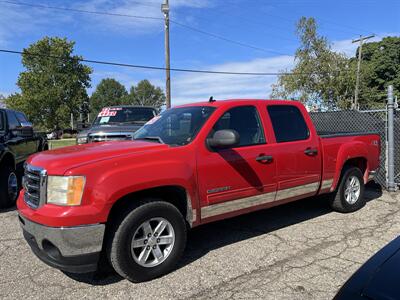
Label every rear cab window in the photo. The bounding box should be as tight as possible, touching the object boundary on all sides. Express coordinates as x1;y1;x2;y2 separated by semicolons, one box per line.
267;105;310;143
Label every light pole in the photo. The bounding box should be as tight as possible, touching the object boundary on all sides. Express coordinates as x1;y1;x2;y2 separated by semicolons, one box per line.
162;0;171;108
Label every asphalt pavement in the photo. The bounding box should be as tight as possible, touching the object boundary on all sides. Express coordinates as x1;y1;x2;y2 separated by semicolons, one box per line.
1;185;399;300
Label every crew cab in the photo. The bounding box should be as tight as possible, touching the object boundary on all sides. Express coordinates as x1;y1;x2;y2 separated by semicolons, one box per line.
0;108;47;208
17;100;380;282
76;106;157;144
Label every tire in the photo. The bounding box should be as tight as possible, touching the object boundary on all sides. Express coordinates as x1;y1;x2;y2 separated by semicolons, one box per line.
106;199;187;282
0;164;19;209
329;166;365;213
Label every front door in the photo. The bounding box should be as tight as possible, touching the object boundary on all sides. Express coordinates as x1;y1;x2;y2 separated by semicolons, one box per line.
5;110;26;164
197;105;277;221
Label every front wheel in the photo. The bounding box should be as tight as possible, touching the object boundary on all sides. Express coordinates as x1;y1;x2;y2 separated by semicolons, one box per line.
106;200;187;282
329;167;365;213
0;165;19;209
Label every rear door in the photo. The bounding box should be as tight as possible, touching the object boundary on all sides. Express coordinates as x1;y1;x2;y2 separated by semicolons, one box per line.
197;105;278;220
266;104;322;201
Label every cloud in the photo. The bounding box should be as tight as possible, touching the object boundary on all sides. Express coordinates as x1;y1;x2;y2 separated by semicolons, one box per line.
0;0;211;43
78;0;211;34
170;55;295;105
89;55;295;105
0;3;71;47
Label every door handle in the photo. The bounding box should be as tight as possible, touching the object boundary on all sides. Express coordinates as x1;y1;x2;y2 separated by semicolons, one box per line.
304;148;318;156
256;155;273;163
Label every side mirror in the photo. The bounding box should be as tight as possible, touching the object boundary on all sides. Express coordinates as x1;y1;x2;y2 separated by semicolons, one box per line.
207;129;240;149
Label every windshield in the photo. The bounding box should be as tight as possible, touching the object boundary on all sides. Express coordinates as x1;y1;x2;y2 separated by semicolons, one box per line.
93;107;156;126
133;106;215;146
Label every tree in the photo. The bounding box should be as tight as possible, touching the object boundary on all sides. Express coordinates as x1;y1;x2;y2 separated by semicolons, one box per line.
128;80;166;112
5;37;92;130
356;37;400;106
90;78;128;117
271;17;355;109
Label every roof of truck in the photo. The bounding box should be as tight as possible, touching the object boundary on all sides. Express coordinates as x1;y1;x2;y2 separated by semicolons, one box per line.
105;105;156;109
175;99;301;108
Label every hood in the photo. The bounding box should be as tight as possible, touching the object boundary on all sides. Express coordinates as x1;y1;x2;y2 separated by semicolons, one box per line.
79;124;143;136
28;140;168;175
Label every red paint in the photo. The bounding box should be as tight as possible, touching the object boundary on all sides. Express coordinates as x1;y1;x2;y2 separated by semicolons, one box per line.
17;100;380;228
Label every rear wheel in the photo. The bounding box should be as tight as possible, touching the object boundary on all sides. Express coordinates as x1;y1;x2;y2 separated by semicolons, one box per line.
329;167;365;213
0;164;19;209
106;200;187;282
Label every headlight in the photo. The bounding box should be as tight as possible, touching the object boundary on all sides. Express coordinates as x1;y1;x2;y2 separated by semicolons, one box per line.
47;176;86;206
77;136;88;144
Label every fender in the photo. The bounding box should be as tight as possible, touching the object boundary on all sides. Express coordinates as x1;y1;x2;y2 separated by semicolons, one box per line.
68;151;198;226
0;144;15;168
331;141;369;190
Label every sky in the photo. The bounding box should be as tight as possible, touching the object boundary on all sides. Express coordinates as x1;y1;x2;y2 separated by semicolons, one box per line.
0;0;399;105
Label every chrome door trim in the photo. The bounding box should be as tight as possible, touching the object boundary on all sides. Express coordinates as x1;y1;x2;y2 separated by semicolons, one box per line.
275;182;319;201
201;181;320;219
201;191;276;219
320;179;334;190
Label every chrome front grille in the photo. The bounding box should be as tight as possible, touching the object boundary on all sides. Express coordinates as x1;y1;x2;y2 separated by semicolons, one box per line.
23;164;47;209
88;132;133;143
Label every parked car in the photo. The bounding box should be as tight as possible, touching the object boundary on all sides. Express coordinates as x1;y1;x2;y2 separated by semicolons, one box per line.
17;99;380;282
0;108;47;208
334;236;400;300
76;106;157;144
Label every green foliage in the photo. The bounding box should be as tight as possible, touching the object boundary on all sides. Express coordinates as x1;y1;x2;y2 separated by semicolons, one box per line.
357;37;400;106
90;79;166;117
271;17;355;109
5;37;92;130
272;18;400;109
89;78;129;117
128;80;166;112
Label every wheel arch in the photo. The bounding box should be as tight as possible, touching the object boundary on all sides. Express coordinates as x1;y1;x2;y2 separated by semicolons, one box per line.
106;185;196;228
333;156;368;191
0;151;16;170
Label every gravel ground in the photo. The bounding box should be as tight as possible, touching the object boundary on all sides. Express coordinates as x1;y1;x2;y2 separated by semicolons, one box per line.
1;185;399;300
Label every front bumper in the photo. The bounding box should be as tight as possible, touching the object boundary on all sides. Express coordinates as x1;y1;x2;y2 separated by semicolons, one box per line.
19;214;105;273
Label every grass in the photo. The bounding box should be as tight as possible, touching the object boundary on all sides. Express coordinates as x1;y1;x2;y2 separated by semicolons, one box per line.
49;138;76;150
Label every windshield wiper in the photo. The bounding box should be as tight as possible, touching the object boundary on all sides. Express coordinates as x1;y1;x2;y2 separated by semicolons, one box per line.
135;136;165;144
125;121;147;125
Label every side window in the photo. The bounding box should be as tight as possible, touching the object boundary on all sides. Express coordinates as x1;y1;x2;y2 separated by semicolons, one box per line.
267;105;309;143
15;112;28;124
211;106;265;147
6;111;20;130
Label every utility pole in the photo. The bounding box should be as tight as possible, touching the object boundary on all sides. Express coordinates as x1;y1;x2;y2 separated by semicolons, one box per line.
352;34;375;110
162;0;171;108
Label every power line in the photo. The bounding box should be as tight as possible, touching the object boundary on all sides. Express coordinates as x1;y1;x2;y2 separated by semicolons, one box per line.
1;0;289;55
170;20;288;56
0;0;163;20
0;48;343;76
218;0;371;36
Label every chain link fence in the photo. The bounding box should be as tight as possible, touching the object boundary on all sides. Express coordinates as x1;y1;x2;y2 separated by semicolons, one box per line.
309;101;400;189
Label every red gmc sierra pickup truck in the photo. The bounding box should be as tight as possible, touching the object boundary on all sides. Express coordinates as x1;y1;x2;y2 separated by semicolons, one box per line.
17;99;380;282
